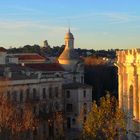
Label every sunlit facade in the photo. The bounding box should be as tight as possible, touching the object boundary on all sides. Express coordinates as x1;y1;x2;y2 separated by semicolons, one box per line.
58;29;80;70
117;49;140;140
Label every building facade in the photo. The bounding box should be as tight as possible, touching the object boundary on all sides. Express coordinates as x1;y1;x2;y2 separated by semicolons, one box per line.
0;29;92;140
63;83;92;130
0;63;64;140
117;49;140;140
58;29;92;133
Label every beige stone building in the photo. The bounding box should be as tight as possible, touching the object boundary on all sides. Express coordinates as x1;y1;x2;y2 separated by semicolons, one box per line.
58;29;92;133
63;83;92;130
0;63;64;140
117;49;140;140
0;29;92;140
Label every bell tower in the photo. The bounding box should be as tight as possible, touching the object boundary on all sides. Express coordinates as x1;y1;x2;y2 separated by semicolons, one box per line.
64;28;74;49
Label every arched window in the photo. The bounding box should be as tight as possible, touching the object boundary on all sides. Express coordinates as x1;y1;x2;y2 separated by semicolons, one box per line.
129;85;133;116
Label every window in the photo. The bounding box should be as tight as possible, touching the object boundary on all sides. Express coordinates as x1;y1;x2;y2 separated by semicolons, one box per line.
49;87;52;98
73;76;76;81
33;88;37;99
13;91;17;102
66;90;70;98
20;108;23;118
84;116;87;122
7;91;10;100
55;102;59;111
66;104;73;112
55;87;59;97
83;90;86;98
20;90;23;102
81;76;84;83
72;118;76;125
26;88;30;100
42;104;46;113
83;103;87;114
42;88;46;99
49;103;53;113
129;85;133;115
33;106;36;114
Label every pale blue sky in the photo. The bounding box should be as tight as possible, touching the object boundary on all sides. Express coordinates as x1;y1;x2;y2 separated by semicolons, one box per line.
0;0;140;49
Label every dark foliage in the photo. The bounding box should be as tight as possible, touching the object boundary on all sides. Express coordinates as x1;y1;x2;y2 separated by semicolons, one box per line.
84;65;118;101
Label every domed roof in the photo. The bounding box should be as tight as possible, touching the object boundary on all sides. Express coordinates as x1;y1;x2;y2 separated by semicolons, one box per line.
58;48;79;60
65;29;74;39
58;29;79;64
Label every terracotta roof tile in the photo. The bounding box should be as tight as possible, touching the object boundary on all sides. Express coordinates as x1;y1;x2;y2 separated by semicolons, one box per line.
0;47;7;52
15;54;46;61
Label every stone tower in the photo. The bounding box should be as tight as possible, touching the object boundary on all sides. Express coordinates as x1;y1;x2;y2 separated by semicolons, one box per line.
58;29;80;71
58;29;84;83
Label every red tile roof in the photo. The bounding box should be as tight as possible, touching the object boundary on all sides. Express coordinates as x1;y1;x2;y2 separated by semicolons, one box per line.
15;54;47;61
0;47;7;52
25;63;65;71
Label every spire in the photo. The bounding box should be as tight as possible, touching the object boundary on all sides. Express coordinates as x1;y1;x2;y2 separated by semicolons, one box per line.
68;27;70;33
68;20;71;33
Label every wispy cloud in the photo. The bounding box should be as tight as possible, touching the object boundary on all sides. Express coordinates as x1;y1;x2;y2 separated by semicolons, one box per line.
0;20;78;37
100;12;140;24
0;21;36;29
56;12;140;24
0;4;55;19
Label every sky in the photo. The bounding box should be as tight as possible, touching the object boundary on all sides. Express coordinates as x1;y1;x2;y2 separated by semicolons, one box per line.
0;0;140;50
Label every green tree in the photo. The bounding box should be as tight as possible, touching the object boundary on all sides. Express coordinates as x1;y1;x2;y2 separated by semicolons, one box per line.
82;94;126;140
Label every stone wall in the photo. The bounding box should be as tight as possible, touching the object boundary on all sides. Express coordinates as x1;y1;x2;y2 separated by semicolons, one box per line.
117;49;140;139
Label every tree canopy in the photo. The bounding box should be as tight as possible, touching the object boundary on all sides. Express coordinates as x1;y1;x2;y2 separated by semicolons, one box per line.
82;94;126;140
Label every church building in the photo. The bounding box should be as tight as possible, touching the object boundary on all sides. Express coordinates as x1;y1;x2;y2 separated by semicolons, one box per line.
58;29;92;131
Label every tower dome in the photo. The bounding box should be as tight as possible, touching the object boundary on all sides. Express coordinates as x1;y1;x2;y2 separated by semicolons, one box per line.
58;29;79;71
65;29;74;39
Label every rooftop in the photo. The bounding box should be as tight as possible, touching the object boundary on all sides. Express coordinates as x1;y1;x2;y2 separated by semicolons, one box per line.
14;54;47;61
25;63;65;71
0;47;7;52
